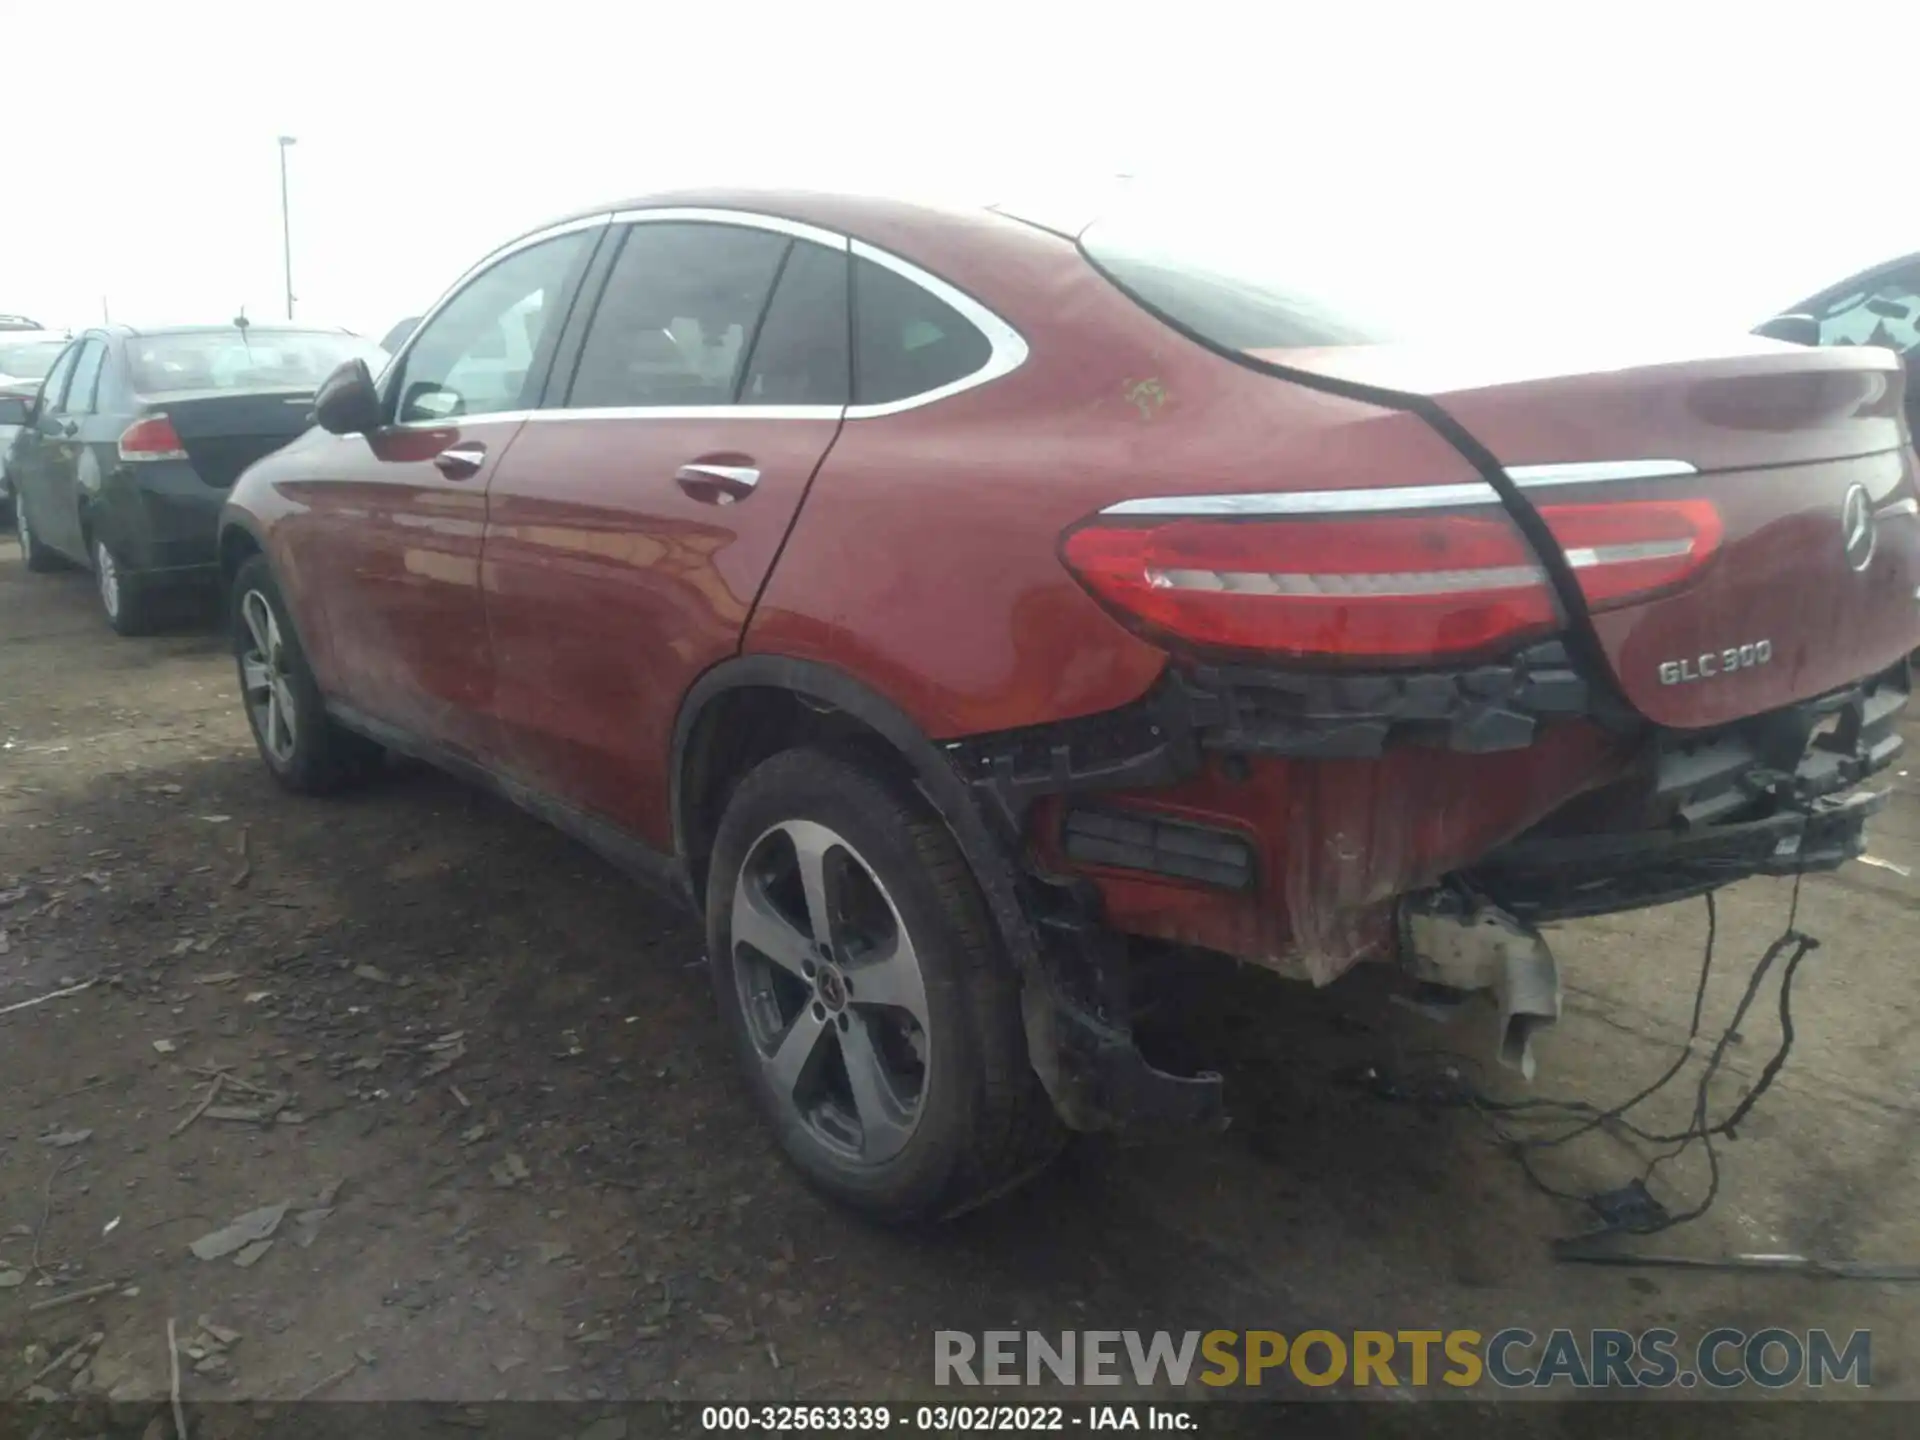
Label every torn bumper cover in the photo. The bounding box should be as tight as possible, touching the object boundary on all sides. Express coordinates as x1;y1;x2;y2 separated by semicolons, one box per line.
946;649;1906;1129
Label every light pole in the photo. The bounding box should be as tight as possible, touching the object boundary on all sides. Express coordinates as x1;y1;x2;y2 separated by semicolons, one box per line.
277;135;297;320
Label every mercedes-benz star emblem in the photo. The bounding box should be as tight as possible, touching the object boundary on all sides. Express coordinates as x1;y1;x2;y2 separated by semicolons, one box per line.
1841;484;1876;572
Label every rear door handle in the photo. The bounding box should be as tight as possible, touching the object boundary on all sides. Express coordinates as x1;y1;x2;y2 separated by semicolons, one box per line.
675;462;760;505
434;441;487;479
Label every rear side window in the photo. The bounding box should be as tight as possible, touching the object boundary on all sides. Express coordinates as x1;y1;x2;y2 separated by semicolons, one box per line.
741;241;850;406
569;223;789;408
851;257;991;406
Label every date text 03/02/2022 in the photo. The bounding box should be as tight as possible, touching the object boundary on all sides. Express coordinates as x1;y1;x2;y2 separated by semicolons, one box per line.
700;1405;1192;1431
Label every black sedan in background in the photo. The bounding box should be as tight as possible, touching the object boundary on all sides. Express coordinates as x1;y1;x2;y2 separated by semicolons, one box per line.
10;323;384;634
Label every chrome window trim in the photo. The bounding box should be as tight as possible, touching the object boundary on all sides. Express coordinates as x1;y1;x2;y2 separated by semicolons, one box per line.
382;205;1029;428
386;404;846;433
384;409;540;433
380;212;615;421
842;238;1029;418
524;404;844;423
1100;483;1499;517
606;206;851;255
1506;460;1698;487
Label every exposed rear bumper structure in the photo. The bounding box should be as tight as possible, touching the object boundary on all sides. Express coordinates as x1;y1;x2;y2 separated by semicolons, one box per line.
1462;661;1907;922
947;644;1909;1135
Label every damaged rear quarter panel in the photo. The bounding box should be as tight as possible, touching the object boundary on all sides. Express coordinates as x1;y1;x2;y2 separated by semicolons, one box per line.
1039;721;1630;984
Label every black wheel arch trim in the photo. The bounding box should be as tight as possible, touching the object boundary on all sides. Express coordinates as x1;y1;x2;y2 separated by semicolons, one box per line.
670;654;1039;959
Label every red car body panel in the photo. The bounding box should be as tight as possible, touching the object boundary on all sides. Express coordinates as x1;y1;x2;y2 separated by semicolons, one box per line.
289;421;511;759
221;187;1919;996
481;414;843;850
1030;720;1630;981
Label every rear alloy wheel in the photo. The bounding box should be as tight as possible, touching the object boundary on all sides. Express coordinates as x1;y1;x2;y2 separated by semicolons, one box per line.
93;537;156;635
707;748;1062;1221
230;553;382;793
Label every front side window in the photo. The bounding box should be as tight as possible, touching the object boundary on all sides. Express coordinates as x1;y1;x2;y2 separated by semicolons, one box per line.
35;344;79;414
851;257;991;406
568;223;790;409
1810;263;1920;359
64;341;105;415
395;230;592;423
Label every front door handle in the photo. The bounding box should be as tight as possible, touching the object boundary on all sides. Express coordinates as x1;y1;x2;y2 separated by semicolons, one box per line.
675;462;760;505
434;441;487;479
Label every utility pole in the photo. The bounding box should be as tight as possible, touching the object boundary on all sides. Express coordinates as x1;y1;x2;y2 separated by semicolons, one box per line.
277;135;298;320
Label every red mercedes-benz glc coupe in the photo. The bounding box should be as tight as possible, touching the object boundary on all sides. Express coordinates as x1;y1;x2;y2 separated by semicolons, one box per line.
218;189;1918;1219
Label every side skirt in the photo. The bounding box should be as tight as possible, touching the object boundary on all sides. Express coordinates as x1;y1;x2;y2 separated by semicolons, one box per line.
326;701;694;907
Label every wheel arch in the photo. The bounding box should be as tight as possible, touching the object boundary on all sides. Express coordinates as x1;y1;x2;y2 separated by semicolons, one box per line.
217;512;267;591
671;654;1044;977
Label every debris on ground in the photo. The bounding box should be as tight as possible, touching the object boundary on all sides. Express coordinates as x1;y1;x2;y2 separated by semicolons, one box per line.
188;1201;288;1261
0;979;97;1018
37;1128;92;1148
489;1153;530;1188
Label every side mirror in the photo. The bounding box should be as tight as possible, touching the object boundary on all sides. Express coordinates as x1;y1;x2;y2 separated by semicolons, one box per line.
313;359;383;436
1754;312;1821;346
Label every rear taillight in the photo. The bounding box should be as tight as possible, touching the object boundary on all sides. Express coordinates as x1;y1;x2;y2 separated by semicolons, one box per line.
1542;499;1723;611
118;414;187;462
1061;492;1721;664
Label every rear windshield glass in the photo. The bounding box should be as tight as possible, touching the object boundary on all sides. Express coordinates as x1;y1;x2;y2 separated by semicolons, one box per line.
1081;214;1394;350
0;339;67;379
130;331;382;394
1067;183;1832;351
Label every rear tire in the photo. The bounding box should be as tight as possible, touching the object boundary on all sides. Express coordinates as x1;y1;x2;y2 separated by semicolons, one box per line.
94;537;159;636
706;747;1063;1222
231;553;383;793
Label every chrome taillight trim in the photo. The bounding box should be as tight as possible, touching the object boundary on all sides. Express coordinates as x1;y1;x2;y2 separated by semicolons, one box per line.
1506;460;1699;487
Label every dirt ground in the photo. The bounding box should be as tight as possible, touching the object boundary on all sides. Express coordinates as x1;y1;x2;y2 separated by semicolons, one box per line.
2;531;1918;1425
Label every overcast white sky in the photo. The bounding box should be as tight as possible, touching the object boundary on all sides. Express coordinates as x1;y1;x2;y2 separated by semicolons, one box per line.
5;1;1917;341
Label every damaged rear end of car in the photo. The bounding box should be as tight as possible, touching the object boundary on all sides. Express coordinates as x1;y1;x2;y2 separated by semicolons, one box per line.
953;200;1919;1122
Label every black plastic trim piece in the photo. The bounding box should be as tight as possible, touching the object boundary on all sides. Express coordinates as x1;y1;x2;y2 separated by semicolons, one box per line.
944;640;1600;835
327;701;692;903
1463;661;1909;921
1063;807;1254;890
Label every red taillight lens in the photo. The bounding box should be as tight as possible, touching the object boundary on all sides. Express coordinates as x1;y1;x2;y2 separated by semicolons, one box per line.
118;415;187;462
1062;496;1722;664
1538;499;1723;611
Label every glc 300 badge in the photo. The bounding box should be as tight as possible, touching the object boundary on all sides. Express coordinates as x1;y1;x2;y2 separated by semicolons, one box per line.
1659;640;1773;686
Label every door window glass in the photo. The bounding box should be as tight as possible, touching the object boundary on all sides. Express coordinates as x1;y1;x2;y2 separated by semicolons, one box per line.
568;223;789;408
394;231;591;423
740;241;850;406
64;341;105;416
36;344;79;414
851;257;991;406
